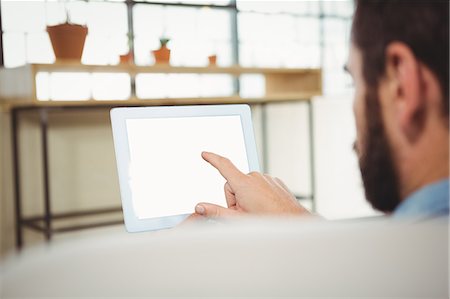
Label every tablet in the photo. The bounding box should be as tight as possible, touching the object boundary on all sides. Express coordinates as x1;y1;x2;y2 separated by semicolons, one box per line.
110;104;260;232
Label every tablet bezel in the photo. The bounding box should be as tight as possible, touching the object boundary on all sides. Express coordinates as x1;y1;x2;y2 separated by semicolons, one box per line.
110;104;260;232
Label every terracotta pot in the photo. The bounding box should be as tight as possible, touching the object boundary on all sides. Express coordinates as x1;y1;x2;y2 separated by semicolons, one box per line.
208;55;217;66
152;45;171;64
120;52;134;64
47;23;88;61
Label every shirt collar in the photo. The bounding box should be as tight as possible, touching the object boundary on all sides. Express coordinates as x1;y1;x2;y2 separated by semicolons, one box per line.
393;179;449;220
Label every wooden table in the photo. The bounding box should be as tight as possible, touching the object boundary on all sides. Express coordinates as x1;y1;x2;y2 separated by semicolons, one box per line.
1;63;322;249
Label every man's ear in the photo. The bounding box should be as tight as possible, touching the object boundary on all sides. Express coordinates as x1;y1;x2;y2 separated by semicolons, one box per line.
384;42;424;141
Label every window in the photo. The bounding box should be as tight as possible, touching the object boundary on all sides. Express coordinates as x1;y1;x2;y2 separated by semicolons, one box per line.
0;0;353;98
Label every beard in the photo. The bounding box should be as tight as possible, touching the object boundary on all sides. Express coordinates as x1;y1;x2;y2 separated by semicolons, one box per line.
357;86;402;213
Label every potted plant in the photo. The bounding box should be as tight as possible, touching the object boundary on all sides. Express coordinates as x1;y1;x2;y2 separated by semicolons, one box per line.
47;9;87;61
152;38;171;64
208;54;217;66
120;32;134;64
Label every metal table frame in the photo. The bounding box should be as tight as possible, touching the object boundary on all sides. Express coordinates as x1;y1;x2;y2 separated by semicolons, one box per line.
11;101;315;249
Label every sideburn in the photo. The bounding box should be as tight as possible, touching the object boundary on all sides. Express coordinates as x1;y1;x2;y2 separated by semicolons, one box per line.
359;85;402;212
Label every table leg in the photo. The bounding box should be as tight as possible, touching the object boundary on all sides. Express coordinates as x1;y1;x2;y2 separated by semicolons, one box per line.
11;108;23;249
40;108;52;241
307;101;316;213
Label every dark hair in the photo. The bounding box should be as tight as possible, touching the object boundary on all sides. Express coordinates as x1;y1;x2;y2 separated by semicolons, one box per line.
352;0;449;116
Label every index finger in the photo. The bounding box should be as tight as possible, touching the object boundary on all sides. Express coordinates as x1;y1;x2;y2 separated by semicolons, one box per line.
201;151;247;186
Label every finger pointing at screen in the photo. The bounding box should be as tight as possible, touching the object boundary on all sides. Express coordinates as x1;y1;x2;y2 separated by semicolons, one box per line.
195;151;310;218
201;151;247;186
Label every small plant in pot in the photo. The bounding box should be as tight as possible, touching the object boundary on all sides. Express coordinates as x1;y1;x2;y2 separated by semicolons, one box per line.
120;32;134;64
47;9;88;62
152;38;171;64
208;54;217;66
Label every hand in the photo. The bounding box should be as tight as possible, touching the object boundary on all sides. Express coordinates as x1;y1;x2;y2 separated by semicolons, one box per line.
194;151;311;218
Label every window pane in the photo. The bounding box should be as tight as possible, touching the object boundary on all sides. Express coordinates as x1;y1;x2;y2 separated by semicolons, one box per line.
239;74;265;98
36;72;50;100
133;4;165;39
50;72;91;101
86;2;128;35
322;0;354;18
92;73;131;100
2;33;27;67
199;74;234;97
38;72;91;101
198;7;231;40
324;18;351;45
37;72;131;101
238;12;321;68
238;41;281;67
295;17;320;44
137;73;234;99
26;33;54;64
136;74;168;99
82;34;127;65
136;73;202;98
166;6;197;39
133;4;232;66
1;1;46;32
167;74;200;98
284;44;321;68
237;12;266;42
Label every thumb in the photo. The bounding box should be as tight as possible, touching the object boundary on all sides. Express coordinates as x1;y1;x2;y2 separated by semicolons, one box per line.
195;203;240;218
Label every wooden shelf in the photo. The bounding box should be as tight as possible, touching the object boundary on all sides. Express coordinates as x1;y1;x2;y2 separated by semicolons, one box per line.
0;63;322;110
28;61;322;75
2;93;318;110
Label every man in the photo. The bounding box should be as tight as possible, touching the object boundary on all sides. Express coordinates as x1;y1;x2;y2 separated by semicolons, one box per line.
192;0;449;220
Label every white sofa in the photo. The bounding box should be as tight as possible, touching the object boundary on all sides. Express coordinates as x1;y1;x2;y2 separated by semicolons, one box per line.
1;218;448;298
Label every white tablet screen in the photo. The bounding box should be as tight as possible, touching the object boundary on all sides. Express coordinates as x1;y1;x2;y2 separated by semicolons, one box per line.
126;115;249;219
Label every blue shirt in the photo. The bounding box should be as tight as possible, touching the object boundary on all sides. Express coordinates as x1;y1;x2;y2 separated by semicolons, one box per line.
393;179;449;220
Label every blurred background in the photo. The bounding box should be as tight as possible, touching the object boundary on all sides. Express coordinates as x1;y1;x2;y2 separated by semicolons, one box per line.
0;0;379;257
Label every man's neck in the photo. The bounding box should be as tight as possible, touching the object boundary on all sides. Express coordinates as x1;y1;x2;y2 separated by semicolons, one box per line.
398;124;449;201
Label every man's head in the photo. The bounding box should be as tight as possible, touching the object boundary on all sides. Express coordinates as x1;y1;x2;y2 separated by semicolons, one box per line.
347;0;449;212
